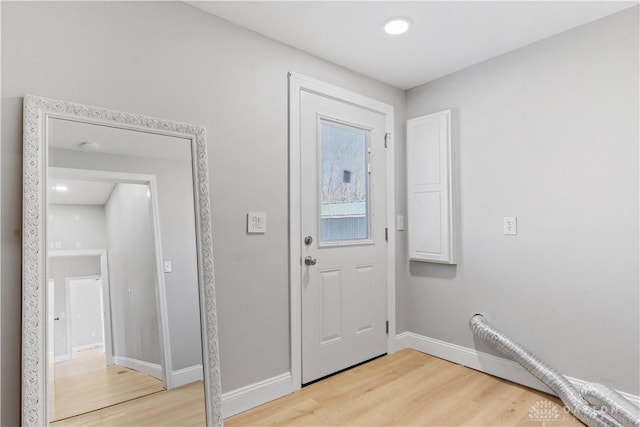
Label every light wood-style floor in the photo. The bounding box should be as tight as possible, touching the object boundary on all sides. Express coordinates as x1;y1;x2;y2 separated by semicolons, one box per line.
227;349;580;426
50;347;165;422
50;381;205;426
53;349;580;426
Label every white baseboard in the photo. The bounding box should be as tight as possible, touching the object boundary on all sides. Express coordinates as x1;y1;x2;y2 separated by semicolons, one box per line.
172;364;203;388
567;374;640;408
222;372;292;419
396;331;552;394
213;332;638;420
396;331;640;407
72;342;103;352
114;355;162;380
54;354;71;363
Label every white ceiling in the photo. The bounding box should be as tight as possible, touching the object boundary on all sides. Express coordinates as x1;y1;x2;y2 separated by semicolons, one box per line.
49;118;192;160
47;118;187;205
189;1;636;90
48;178;116;205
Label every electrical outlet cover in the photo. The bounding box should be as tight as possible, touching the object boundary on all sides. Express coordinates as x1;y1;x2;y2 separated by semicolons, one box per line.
504;217;517;235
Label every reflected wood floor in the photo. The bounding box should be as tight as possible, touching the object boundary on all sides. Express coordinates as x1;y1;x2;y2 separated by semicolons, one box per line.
227;349;581;426
50;347;164;422
50;381;205;426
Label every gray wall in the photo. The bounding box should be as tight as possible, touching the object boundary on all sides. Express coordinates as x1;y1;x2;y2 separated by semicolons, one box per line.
105;183;161;365
48;204;107;251
404;7;639;395
1;3;405;423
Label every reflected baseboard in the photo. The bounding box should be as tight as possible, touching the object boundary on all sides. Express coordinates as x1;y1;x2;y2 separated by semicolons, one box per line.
54;354;71;363
172;364;203;388
113;355;163;380
72;343;104;353
112;357;204;389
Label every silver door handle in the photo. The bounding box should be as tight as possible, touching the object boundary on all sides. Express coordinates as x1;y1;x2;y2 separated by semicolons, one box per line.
304;256;317;266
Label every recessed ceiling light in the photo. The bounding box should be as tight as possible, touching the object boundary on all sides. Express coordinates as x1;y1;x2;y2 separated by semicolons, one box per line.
384;17;411;36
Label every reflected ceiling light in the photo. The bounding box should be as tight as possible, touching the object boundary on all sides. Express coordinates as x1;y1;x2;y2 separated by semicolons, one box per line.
384;17;411;35
51;185;68;192
79;141;100;151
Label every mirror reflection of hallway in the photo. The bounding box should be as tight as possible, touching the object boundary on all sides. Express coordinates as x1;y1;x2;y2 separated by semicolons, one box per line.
47;182;170;422
45;129;207;422
43;115;207;424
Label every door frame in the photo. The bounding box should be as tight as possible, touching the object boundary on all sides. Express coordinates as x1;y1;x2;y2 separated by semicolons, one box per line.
288;72;396;390
47;279;55;363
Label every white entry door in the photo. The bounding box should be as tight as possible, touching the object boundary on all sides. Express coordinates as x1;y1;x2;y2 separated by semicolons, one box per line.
300;89;388;384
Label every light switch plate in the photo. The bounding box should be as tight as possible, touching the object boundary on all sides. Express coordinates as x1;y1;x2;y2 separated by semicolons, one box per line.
164;261;172;273
396;215;405;231
247;212;267;233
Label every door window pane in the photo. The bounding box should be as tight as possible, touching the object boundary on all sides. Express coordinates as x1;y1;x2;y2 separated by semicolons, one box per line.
319;121;369;242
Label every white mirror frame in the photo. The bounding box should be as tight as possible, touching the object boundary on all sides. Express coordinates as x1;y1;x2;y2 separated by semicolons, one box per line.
22;95;222;427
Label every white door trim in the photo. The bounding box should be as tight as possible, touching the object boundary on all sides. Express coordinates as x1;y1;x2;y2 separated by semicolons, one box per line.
48;167;174;389
288;72;396;391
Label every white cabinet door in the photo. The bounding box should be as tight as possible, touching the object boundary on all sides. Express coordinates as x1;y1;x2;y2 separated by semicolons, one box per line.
407;110;455;264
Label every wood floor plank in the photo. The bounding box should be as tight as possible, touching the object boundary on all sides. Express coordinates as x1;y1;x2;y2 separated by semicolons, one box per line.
49;348;165;422
227;349;581;427
53;349;580;426
50;382;205;427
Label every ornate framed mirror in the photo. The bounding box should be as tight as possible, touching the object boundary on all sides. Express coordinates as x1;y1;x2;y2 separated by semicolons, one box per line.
22;95;222;426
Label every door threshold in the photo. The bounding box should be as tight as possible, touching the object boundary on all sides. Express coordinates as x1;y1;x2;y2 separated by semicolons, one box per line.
302;353;387;387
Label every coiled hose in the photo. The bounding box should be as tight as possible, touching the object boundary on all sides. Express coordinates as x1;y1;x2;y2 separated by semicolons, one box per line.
581;383;640;427
470;314;625;427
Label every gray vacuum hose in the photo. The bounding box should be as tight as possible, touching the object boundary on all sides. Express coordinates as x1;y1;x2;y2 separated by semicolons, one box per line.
469;314;621;427
581;383;640;427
